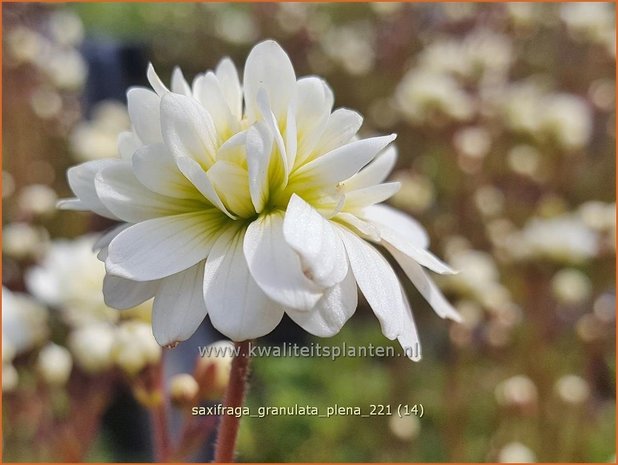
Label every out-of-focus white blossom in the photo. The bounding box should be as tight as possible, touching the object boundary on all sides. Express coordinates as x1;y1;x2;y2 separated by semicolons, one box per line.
474;186;504;217
507;145;542;179
321;24;375;75
48;10;84;47
396;69;474;123
2;287;49;360
539;94;592;150
551;268;592;305
26;235;152;327
37;342;73;386
112;321;161;376
30;87;63;119
43;49;87;91
554;374;590;405
70;101;131;162
593;293;615;323
214;9;259;45
169;373;199;405
388;414;420;441
3;223;49;260
68;323;116;374
516;214;598;264
390;172;435;213
495;375;538;408
560;3;615;45
18;184;58;217
498;442;537;463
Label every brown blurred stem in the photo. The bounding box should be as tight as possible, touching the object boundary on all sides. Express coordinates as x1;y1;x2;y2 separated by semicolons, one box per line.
151;358;172;462
213;340;252;463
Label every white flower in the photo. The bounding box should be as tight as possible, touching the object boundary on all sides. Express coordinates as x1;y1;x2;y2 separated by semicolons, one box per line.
60;40;460;358
68;323;115;374
26;235;151;327
112;321;161;376
37;343;73;386
2;287;49;360
498;442;536;463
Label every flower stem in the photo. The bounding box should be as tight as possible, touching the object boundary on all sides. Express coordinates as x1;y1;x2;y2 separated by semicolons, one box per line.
213;340;252;463
151;358;171;462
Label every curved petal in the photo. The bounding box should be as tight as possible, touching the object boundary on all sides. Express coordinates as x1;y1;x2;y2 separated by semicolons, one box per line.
132;144;200;199
106;210;229;281
362;204;430;249
147;63;169;97
291;134;396;191
207;160;254;218
246;122;274;213
160;92;218;168
244;212;324;311
397;289;422;361
152;262;207;347
117;131;142;160
64;159;119;219
243;40;296;123
283;194;348;288
205;227;285;341
171;67;191;96
103;275;159;310
286;267;357;337
127;87;162;144
340;145;398;192
310;108;363;158
343;182;401;211
215;58;242;120
193;72;239;140
336;225;406;340
385;244;462;322
95;163;202;223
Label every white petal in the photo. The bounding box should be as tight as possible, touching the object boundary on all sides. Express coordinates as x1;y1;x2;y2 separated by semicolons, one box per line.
103;275;159;310
343;182;401;210
244;212;323;311
397;290;422;361
160;92;218;168
341;145;398;192
207;160;254;218
386;244;462;323
336;225;406;340
117;131;142;160
333;212;380;241
175;156;236;219
171;67;191;96
152;262;207;346
375;223;455;275
286;267;357;337
243;40;296;122
193;72;239;139
246;122;274;213
283;194;348;288
95;162;202;223
205;227;285;341
215;58;242;120
106;210;228;281
65;160;119;219
127;87;162;144
147;63;169;97
132;144;200;199
292;134;396;190
311;108;363;157
362;204;430;249
294;77;334;165
256;88;290;182
93;223;131;254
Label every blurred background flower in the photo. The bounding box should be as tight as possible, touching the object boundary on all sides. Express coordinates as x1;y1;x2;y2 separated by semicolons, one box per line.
2;2;615;462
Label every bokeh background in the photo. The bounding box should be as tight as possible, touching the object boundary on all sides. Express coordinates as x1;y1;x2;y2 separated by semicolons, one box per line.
2;2;616;463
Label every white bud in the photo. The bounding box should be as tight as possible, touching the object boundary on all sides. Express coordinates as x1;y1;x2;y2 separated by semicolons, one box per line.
2;363;19;392
555;375;590;405
551;269;592;305
495;375;538;407
498;442;536;463
68;324;115;374
170;373;199;406
112;321;161;376
18;184;58;217
389;415;420;441
37;343;72;386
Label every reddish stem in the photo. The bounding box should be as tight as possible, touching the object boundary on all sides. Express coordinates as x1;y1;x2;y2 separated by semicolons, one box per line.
213;340;252;463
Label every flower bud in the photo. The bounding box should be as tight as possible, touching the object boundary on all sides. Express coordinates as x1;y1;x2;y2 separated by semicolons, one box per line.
68;324;115;374
37;343;72;386
170;373;199;407
498;442;536;463
194;340;234;400
112;321;161;377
